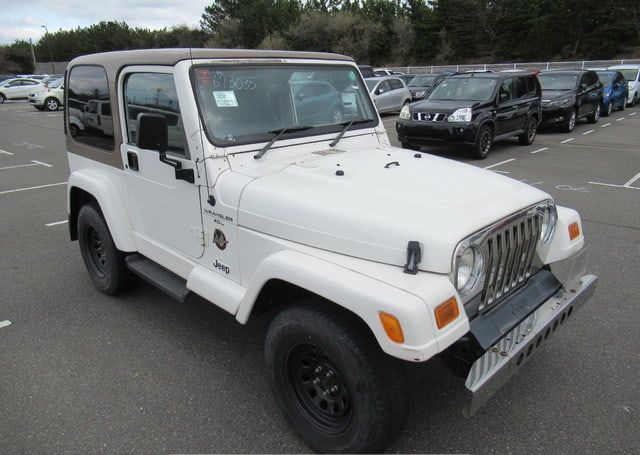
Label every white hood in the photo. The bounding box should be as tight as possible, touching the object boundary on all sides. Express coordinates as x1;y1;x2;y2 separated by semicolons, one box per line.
238;146;550;274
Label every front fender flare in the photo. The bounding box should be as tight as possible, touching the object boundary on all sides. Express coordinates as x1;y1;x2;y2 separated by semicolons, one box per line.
235;249;440;362
68;169;136;252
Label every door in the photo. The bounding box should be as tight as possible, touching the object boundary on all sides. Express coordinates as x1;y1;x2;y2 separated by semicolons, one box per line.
99;102;114;135
120;69;204;258
388;78;405;110
5;80;23;99
20;80;39;97
495;78;519;135
374;80;393;112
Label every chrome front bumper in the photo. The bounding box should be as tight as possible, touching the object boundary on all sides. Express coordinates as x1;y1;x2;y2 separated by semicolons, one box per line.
463;272;598;417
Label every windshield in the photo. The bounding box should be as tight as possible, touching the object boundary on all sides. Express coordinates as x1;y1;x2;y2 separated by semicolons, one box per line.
409;75;437;87
48;78;63;89
616;69;638;81
596;72;614;86
428;77;497;101
365;79;378;92
192;64;377;147
538;74;578;90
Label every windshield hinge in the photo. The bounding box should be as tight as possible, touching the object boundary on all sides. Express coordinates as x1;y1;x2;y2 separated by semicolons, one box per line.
404;241;422;275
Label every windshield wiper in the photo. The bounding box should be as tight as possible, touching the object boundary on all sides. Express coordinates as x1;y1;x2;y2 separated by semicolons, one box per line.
254;125;314;159
329;118;375;147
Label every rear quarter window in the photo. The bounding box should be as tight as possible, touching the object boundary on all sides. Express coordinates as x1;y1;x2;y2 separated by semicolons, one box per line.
67;65;114;152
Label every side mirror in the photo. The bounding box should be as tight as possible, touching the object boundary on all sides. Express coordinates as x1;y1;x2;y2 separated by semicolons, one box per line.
136;113;168;152
376;88;385;95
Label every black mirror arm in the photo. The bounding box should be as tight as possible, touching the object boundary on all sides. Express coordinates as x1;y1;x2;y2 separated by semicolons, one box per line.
158;149;182;169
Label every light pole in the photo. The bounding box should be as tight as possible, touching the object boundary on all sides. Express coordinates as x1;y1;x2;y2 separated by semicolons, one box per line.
41;25;55;74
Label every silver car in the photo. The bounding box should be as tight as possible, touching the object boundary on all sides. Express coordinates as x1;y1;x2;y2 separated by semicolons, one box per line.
365;76;412;113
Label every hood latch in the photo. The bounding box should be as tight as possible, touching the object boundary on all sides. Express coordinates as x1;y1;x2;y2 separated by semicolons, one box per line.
404;241;422;275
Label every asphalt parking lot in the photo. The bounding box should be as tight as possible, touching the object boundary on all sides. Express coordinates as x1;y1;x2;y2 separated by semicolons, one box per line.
1;100;639;454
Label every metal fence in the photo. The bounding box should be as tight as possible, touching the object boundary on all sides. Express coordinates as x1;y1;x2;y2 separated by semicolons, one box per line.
387;59;640;75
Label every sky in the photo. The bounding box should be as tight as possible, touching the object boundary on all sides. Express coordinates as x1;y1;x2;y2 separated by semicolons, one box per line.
0;0;210;44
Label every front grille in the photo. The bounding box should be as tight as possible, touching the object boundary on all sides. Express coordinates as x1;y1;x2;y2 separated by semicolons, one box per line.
480;211;541;311
413;112;447;122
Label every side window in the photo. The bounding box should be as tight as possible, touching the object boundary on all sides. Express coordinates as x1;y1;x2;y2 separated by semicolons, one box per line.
23;80;38;86
389;79;403;90
499;78;515;102
377;80;391;93
9;80;22;87
124;72;186;156
579;74;590;88
67;65;114;151
588;71;599;86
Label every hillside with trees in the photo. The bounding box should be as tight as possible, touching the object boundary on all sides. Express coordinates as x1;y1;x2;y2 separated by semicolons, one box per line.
2;0;639;74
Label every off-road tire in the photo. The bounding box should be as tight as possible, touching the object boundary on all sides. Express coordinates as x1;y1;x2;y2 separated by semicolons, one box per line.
471;124;493;159
518;117;538;145
45;97;59;111
586;104;600;124
77;203;136;295
265;302;409;453
563;108;577;132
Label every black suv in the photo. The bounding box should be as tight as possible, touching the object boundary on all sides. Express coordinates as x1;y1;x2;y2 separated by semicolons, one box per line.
538;69;603;132
396;72;542;159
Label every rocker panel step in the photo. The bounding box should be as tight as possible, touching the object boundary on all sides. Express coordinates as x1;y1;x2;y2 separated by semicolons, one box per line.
126;254;190;302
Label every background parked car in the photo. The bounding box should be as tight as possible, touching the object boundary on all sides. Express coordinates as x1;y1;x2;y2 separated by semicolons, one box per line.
397;72;542;159
398;74;415;85
0;78;45;103
373;68;404;76
41;74;65;87
407;72;459;101
365;76;411;113
29;77;64;111
595;70;628;116
538;69;603;132
291;81;344;124
357;65;375;78
608;64;640;106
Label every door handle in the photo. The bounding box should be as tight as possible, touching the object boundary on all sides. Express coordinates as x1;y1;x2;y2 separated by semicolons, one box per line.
127;151;139;171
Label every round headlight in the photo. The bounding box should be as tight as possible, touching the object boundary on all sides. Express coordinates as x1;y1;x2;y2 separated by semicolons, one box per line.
456;245;484;294
539;204;557;244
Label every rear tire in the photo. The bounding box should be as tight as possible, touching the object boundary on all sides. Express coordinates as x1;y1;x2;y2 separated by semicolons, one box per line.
265;302;409;453
587;104;600;124
518;117;538;145
471;124;493;159
78;203;136;295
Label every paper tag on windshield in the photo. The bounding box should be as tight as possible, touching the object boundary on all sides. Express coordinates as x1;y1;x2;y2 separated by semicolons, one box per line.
213;91;238;107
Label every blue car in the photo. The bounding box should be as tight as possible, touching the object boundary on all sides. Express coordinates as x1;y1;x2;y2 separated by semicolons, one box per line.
596;70;628;116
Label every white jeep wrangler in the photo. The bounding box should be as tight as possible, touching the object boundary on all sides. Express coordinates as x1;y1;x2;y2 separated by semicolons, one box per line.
64;49;597;453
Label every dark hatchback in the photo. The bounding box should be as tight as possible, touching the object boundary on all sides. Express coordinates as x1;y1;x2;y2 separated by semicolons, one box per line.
538;69;603;132
396;72;542;159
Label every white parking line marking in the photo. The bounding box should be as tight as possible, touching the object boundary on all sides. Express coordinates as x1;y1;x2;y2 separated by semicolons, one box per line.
629;112;636;116
0;320;11;329
0;149;14;155
0;181;67;195
616;117;625;121
483;159;515;170
45;220;68;227
560;138;574;144
582;130;595;135
531;147;548;154
623;172;640;188
589;181;640;190
31;160;52;168
601;122;611;128
0;160;52;170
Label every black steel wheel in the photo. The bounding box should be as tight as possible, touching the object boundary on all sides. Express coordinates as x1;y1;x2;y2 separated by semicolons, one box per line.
286;343;352;434
265;302;409;453
78;203;136;295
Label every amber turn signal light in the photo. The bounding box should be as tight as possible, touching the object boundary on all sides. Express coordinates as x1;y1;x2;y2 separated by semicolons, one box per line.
568;222;580;240
434;297;460;329
379;312;404;343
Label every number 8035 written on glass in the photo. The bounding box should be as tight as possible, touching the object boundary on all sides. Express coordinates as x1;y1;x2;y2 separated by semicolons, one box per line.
213;73;256;90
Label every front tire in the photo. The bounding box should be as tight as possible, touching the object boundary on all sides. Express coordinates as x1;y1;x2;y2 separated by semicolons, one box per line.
603;102;613;117
265;303;409;453
518;117;538;145
45;97;59;111
471;124;493;159
563;108;577;132
78;203;135;295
